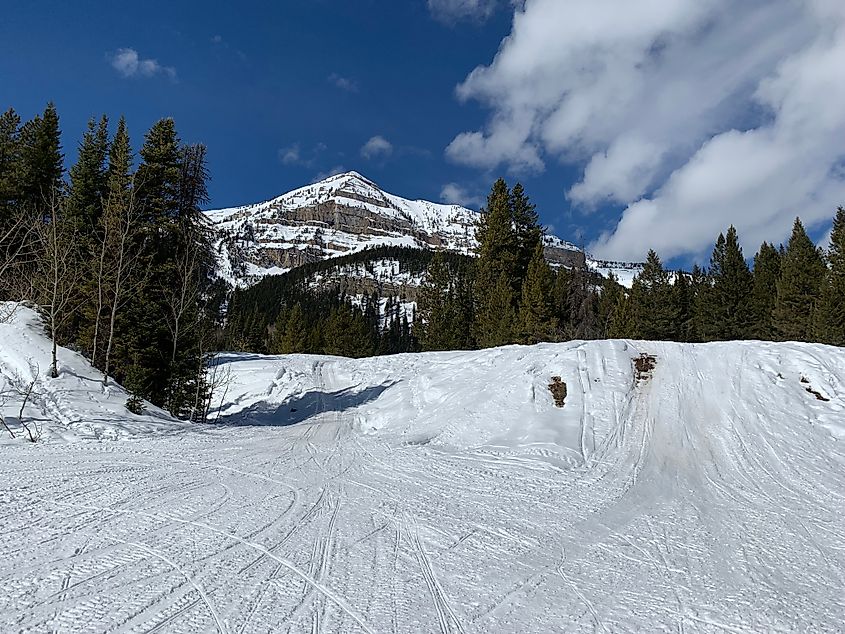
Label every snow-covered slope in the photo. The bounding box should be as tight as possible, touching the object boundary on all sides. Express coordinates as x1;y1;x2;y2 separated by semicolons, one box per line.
205;171;590;287
0;305;182;442
2;309;843;631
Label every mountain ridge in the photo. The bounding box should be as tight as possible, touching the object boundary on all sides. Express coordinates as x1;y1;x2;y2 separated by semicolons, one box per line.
205;171;640;287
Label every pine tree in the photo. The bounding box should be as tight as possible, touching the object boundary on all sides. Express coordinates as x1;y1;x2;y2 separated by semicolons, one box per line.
518;242;557;344
0;108;21;223
773;218;826;341
281;303;309;353
510;182;542;284
608;292;636;339
418;252;457;351
597;272;624;338
17;102;63;215
816;207;845;345
474;179;519;347
66;115;109;232
631;250;678;340
672;272;695;342
698;227;754;341
750;242;781;340
107;117;133;200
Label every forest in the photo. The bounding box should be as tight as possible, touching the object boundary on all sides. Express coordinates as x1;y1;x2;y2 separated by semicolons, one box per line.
2;103;843;420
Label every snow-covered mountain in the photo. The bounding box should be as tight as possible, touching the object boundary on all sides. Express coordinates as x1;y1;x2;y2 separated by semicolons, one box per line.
204;171;620;288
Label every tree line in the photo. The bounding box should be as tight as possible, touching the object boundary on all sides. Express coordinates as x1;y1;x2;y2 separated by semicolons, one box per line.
227;176;844;355
419;179;845;349
0;103;225;419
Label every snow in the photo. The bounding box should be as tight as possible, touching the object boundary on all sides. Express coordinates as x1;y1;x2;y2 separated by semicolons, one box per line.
206;172;590;288
2;305;845;632
0;304;184;442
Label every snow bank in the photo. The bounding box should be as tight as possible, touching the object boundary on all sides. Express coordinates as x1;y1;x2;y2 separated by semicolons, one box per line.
212;337;845;465
0;304;183;442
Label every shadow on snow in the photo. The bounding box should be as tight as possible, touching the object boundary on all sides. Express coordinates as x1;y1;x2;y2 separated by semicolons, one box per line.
216;382;396;427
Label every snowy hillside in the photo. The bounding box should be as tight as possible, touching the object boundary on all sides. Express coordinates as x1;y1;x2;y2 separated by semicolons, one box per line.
205;171;598;288
0;305;183;442
1;307;844;631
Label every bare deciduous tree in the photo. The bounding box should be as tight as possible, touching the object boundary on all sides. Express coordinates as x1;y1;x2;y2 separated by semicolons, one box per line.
98;185;147;385
1;360;41;441
0;208;38;323
34;189;82;378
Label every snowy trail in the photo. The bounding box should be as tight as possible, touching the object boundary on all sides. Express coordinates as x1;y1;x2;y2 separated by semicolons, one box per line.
2;310;845;631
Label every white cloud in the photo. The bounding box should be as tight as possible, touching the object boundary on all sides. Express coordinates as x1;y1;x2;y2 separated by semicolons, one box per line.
313;166;347;182
428;0;499;23
279;144;302;166
448;0;845;260
328;73;359;93
361;136;394;160
109;48;176;81
440;183;484;208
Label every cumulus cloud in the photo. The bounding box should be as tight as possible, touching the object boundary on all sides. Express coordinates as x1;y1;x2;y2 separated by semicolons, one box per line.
448;0;845;260
428;0;499;23
109;48;176;81
328;73;359;93
361;136;394;160
440;183;485;209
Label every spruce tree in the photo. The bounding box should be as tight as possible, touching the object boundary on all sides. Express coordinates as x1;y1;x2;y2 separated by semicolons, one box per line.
66;115;109;232
608;292;636;339
773;218;826;341
474;179;519;347
17;102;63;214
518;242;557;344
631;250;678;340
597;272;624;338
510;182;542;283
0;108;21;222
281;303;308;354
698;226;754;341
672;272;695;343
751;242;781;340
817;207;845;345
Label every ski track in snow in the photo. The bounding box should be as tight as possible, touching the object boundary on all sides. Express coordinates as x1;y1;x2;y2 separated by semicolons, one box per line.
2;309;845;632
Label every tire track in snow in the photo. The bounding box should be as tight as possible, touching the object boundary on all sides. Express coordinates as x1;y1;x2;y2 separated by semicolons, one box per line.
409;517;465;634
119;540;228;634
40;497;376;634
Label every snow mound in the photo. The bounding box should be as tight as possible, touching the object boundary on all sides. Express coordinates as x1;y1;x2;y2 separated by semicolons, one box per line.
212;338;845;463
0;304;183;442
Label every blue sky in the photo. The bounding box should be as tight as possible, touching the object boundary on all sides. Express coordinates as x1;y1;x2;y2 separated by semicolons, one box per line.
2;0;844;264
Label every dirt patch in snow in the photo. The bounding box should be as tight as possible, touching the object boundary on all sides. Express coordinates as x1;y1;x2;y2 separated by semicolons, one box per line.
634;354;657;380
548;376;567;408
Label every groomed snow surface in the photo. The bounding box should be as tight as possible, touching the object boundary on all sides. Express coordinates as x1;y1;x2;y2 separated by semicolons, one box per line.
2;305;844;632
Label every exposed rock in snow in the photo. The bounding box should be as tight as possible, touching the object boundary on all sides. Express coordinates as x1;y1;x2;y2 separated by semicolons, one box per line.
205;171;595;288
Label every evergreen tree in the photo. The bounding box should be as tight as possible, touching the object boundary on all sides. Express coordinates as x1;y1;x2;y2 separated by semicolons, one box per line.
281;302;309;353
324;305;373;358
66;115;109;232
510;182;542;284
817;207;845;345
773;218;826;341
672;272;695;343
474;179;519;347
608;292;636;339
107;117;133;200
698;227;754;341
597;272;624;338
0;108;21;222
17;102;63;215
418;252;457;351
518;242;557;344
750;242;781;340
631;250;678;340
